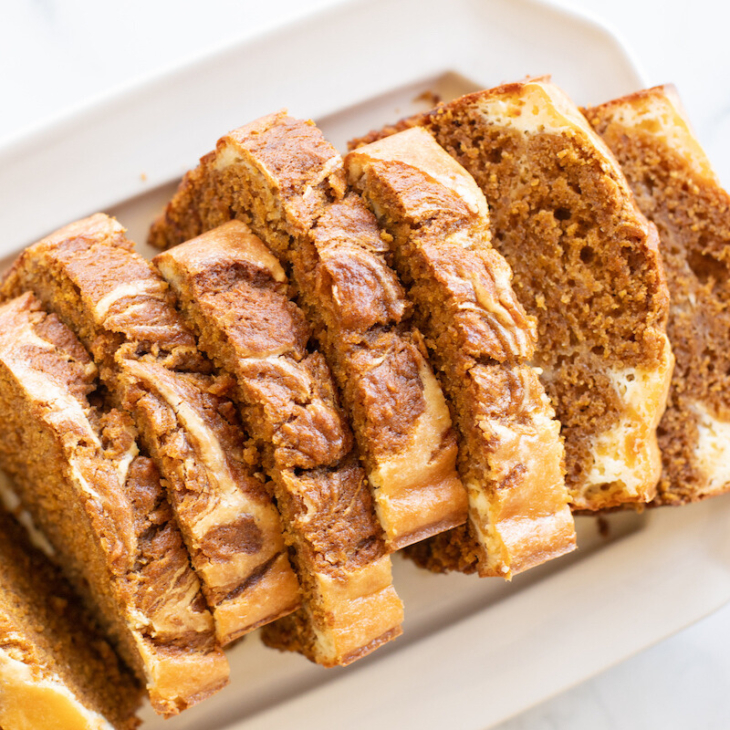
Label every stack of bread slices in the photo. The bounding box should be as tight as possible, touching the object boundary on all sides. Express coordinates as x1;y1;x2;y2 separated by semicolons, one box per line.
1;77;728;729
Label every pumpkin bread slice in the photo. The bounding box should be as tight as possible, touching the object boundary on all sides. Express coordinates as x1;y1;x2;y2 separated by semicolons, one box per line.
346;127;575;577
586;85;730;505
154;221;404;667
0;506;142;730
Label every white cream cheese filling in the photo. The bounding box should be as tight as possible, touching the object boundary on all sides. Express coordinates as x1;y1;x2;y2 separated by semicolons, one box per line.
93;279;168;320
583;341;673;503
691;401;730;496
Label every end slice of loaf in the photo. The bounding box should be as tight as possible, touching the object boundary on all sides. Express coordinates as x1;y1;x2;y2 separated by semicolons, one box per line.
586;85;730;505
0;506;142;730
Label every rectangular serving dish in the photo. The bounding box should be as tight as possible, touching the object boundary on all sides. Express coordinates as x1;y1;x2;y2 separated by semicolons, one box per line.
1;1;729;728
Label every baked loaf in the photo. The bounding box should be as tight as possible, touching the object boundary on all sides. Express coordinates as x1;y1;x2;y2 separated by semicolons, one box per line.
352;79;674;511
0;506;141;730
148;111;468;551
0;292;227;716
346;127;575;577
154;221;404;667
0;214;300;646
586;85;730;505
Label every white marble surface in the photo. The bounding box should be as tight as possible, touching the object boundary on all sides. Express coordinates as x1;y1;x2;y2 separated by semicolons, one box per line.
1;1;729;728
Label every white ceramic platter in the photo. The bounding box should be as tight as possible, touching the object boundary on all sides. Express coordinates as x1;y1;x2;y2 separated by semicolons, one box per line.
2;1;729;728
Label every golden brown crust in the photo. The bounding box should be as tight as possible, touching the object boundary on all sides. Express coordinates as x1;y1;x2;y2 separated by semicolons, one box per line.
345;127;575;577
351;80;673;512
0;293;228;716
586;85;730;505
149;111;467;551
1;214;300;646
154;222;404;666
